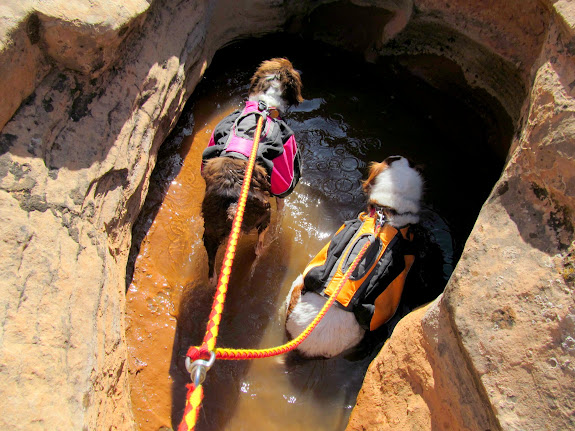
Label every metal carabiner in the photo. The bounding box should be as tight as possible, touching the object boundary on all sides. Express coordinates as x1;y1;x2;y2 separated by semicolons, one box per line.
257;100;269;119
185;350;216;387
375;207;386;227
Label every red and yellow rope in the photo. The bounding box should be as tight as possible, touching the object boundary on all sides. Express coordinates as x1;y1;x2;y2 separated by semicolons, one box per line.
178;114;265;431
201;114;265;353
178;383;204;431
179;231;377;430
178;111;382;430
183;218;381;366
208;228;378;360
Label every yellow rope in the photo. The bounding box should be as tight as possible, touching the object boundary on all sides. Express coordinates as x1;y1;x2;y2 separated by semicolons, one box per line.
213;222;380;360
203;114;265;352
178;384;204;431
179;114;266;431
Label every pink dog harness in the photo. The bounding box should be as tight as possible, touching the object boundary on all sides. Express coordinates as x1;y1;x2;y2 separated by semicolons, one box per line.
203;101;301;197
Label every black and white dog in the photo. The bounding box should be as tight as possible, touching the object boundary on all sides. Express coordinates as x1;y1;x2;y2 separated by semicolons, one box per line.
284;156;424;358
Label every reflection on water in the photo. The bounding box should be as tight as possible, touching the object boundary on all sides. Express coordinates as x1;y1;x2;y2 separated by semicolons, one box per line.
126;35;508;431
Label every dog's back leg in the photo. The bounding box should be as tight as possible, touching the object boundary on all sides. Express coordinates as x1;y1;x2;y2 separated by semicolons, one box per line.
255;211;271;256
203;232;221;285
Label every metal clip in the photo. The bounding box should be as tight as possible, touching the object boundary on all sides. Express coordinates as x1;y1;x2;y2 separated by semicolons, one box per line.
185;351;216;387
257;100;270;122
375;207;386;227
258;100;268;113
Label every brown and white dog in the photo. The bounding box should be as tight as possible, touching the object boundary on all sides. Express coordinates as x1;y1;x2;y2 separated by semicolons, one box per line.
284;156;424;358
201;58;303;283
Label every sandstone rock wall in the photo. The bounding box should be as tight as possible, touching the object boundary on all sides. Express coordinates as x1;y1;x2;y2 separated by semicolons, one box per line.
444;14;575;429
346;303;501;431
0;0;150;132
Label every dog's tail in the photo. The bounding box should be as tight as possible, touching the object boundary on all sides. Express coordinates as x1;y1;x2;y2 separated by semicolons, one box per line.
227;164;271;227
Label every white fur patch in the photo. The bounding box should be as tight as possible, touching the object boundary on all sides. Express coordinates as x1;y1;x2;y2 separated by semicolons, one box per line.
386;212;420;228
282;274;303;317
249;75;287;112
369;157;423;216
285;291;365;358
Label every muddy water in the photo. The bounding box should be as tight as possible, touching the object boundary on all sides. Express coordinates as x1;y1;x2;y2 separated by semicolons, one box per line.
126;36;510;430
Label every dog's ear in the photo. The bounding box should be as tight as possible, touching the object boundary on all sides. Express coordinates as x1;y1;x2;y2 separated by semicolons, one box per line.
249;64;267;97
362;161;386;194
383;155;403;165
385;155;424;174
279;61;303;106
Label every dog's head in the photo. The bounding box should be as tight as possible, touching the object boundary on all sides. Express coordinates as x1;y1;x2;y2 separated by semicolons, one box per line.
363;156;423;225
249;58;303;112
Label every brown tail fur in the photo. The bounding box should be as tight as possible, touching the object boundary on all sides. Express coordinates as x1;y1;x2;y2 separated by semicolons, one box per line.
201;157;271;279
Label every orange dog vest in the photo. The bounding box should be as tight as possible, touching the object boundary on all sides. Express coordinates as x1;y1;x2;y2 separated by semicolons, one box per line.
302;212;415;331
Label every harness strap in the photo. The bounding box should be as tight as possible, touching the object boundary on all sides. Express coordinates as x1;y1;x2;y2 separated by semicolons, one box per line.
222;101;273;160
301;207;416;330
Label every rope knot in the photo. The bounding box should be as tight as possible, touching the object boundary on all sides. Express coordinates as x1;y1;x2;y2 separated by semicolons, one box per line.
185;345;215;387
185;345;211;361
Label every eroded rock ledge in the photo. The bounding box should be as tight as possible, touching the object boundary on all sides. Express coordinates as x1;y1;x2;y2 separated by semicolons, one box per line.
0;0;573;430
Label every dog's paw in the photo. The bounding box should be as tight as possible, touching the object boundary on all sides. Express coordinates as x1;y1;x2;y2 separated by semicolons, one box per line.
255;238;265;256
272;354;286;366
255;226;269;256
276;197;285;212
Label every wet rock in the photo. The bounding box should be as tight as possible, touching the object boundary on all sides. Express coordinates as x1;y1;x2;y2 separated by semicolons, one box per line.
347;302;500;431
0;0;150;131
